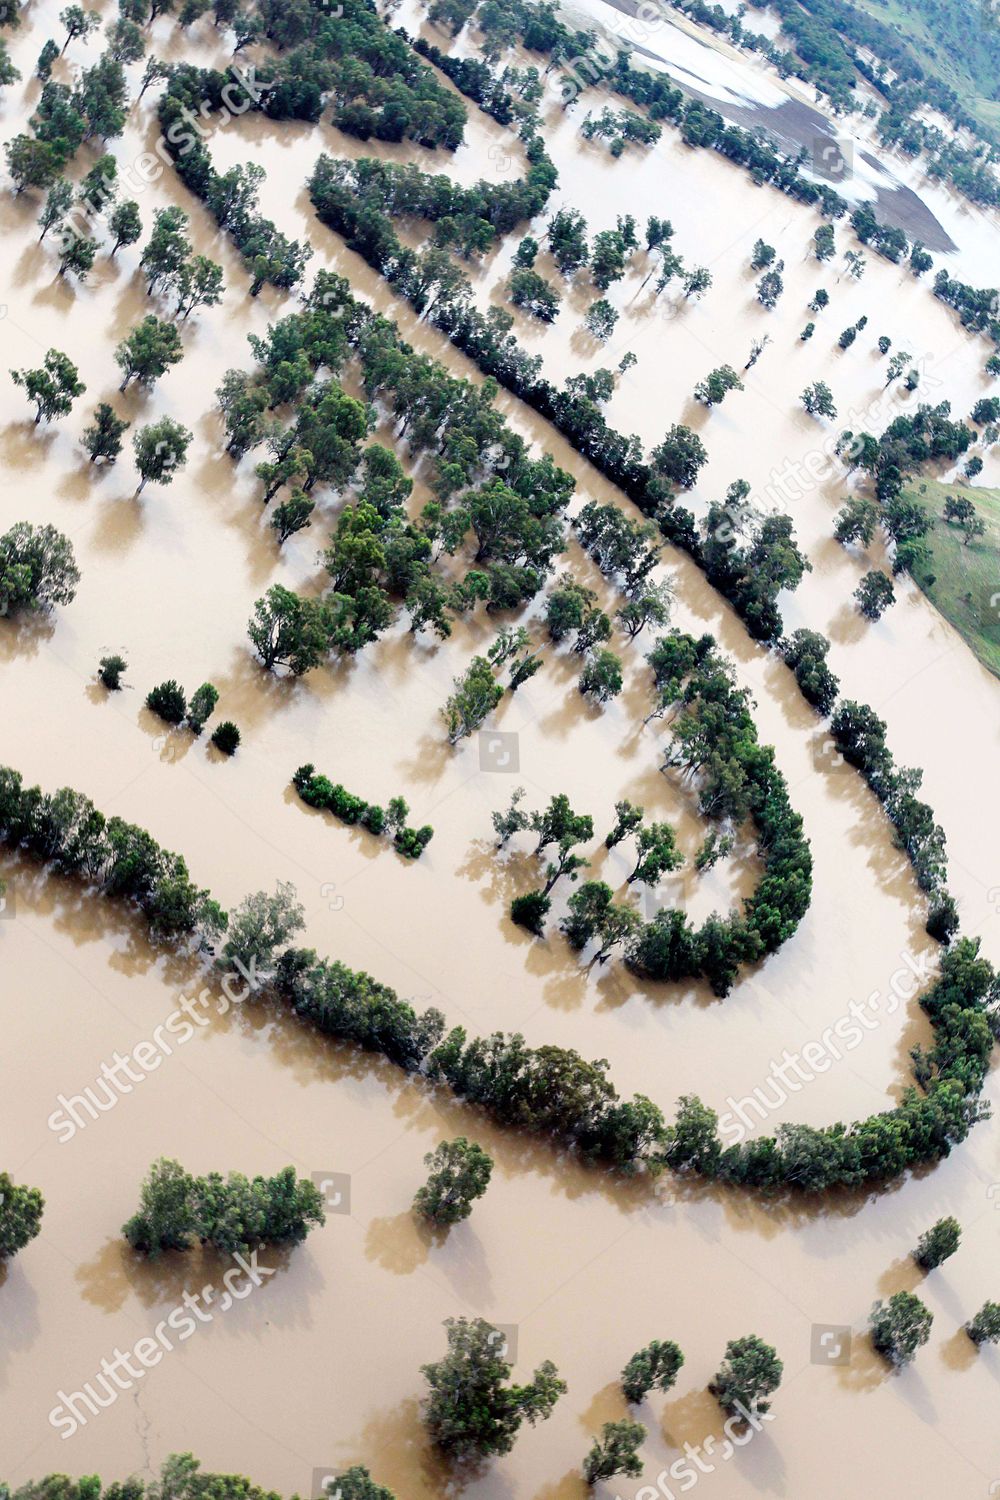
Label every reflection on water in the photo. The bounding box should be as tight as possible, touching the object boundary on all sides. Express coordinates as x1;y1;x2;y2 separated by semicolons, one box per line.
0;0;999;1494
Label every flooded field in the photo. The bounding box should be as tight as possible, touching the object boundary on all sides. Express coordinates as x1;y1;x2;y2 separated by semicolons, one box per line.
2;0;1000;1497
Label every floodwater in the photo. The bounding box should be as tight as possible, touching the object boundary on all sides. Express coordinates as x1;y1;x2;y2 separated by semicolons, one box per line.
2;1;1000;1498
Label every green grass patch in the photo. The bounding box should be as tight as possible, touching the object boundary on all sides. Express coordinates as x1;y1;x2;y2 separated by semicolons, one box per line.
906;477;1000;679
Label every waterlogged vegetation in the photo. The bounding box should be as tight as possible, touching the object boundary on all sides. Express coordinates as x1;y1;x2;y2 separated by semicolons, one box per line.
1;0;999;1490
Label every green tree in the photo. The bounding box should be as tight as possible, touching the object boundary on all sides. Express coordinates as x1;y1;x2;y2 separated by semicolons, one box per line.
186;682;219;735
58;233;97;282
442;655;503;743
59;4;100;51
98;653;127;689
413;1138;493;1225
814;223;835;260
492;786;530;848
220;882;304;978
628;822;681;885
133;418;192;490
0;1172;44;1258
122;1157;196;1254
913;1217;960;1269
421;1316;566;1461
146;679;186;724
108;198;141;254
750;238;775;270
11;348;85;423
579;647;623;703
247;585;334;675
966;1302;1000;1346
5;134;63;195
116;315;184;390
854;570;895;620
801;381;837;419
694;365;743;407
621;1339;684;1403
174;254;224;320
870;1292;932;1367
212;720;240;755
510;889;551;935
605;799;643;849
709;1335;783;1416
271;490;314;544
834;497;878;546
651;424;707;489
82;402;129;463
560;882;641;963
0;521;79;612
140;205;190;294
37;176;71;240
583;1421;645;1485
584;298;617;341
36;38;60;79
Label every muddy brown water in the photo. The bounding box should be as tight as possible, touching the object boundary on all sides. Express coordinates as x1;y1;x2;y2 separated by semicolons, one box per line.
2;2;1000;1497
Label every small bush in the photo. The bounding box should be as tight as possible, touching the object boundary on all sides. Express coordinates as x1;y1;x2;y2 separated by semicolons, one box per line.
146;679;187;724
99;654;127;690
211;721;241;755
511;890;550;934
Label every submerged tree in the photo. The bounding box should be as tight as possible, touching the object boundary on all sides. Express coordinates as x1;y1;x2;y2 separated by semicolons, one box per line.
913;1217;961;1270
11;348;85;424
870;1293;932;1367
413;1138;494;1225
0;1172;44;1259
82;402;129;463
582;1421;645;1485
709;1335;783;1416
621;1340;685;1403
421;1316;565;1461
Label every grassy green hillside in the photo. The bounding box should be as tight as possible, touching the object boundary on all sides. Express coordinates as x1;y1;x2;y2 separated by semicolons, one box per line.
848;0;1000;129
907;477;1000;679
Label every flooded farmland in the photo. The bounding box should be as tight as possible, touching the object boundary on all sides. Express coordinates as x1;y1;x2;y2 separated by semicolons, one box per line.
1;0;1000;1496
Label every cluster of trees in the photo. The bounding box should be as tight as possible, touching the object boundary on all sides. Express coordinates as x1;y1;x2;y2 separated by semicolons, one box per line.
829;700;950;903
158;67;313;294
836;402;972;571
292;764;433;859
580;105;661;156
663;934;997;1190
5;47;132;203
0;764;226;941
700;482;812;643
498;789;687;946
0;521;79;614
0;1172;44;1259
216;280;574;668
628;632;812;993
122;1158;325;1256
237;0;469;146
146;679;220;735
9;1459;401;1500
